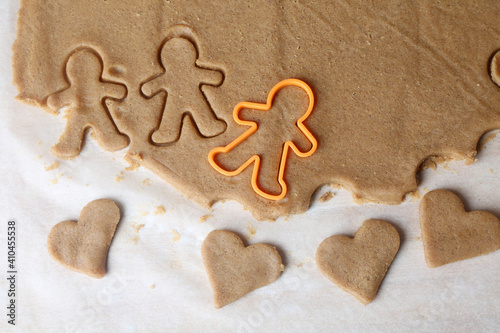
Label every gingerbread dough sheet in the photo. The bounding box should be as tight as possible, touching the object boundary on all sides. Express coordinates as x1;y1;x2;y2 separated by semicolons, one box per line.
13;0;500;220
2;1;500;332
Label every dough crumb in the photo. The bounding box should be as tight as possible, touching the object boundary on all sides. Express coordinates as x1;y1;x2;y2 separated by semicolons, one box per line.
37;140;42;146
150;284;155;290
131;223;145;245
124;155;141;171
44;161;59;171
319;191;335;203
407;190;422;201
142;178;151;186
420;158;438;170
246;222;257;238
154;205;166;215
441;162;458;174
51;174;63;184
172;229;180;242
490;50;500;87
132;223;145;234
115;172;125;182
420;156;454;171
199;214;212;223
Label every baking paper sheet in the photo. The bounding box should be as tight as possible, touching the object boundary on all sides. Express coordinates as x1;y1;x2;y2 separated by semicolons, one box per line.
1;1;499;332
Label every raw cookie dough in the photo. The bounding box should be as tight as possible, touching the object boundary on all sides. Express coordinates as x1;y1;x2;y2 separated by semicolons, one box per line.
201;230;283;308
13;1;500;219
47;199;121;279
491;50;500;87
46;48;129;158
419;189;500;268
315;219;400;305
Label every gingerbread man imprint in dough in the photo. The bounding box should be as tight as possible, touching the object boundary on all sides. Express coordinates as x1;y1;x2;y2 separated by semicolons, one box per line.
141;37;226;144
47;48;129;158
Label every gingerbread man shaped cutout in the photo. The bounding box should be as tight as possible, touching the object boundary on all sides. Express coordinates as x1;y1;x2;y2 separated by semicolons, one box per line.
141;37;226;144
47;48;129;158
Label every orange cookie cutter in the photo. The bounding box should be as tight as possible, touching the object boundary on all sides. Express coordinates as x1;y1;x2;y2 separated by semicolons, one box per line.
208;78;318;201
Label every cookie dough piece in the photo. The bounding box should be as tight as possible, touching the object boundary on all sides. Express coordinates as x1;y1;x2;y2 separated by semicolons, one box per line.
201;230;283;308
419;189;500;268
491;50;500;87
47;199;121;278
315;219;400;305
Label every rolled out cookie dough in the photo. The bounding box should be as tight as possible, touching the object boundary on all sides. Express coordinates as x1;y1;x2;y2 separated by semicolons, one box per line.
13;1;500;219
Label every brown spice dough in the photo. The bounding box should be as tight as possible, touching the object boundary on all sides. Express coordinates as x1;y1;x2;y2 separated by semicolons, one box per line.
201;230;283;308
315;219;400;305
491;50;500;87
47;199;121;279
13;1;500;219
419;189;500;268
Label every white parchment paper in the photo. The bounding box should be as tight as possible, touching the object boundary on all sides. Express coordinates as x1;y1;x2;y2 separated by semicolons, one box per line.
0;1;499;332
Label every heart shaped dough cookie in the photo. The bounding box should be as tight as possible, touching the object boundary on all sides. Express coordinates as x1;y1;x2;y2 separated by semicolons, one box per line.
315;219;400;305
201;230;283;308
47;199;121;278
420;189;500;268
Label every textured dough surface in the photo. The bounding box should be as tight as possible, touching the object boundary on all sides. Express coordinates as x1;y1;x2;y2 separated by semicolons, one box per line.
201;230;283;308
13;0;500;219
419;189;500;268
47;199;121;279
315;219;400;305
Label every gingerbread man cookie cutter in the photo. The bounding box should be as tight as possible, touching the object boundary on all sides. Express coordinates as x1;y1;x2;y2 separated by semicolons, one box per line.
208;79;318;201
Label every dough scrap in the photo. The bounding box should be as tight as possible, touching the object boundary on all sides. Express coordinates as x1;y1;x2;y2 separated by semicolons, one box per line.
201;230;283;308
419;189;500;268
47;199;121;279
13;1;500;219
491;50;500;87
315;219;400;305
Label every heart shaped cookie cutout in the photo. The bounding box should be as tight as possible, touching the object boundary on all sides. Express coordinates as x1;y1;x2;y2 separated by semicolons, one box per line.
201;230;283;308
315;219;400;305
47;199;121;278
420;189;500;268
